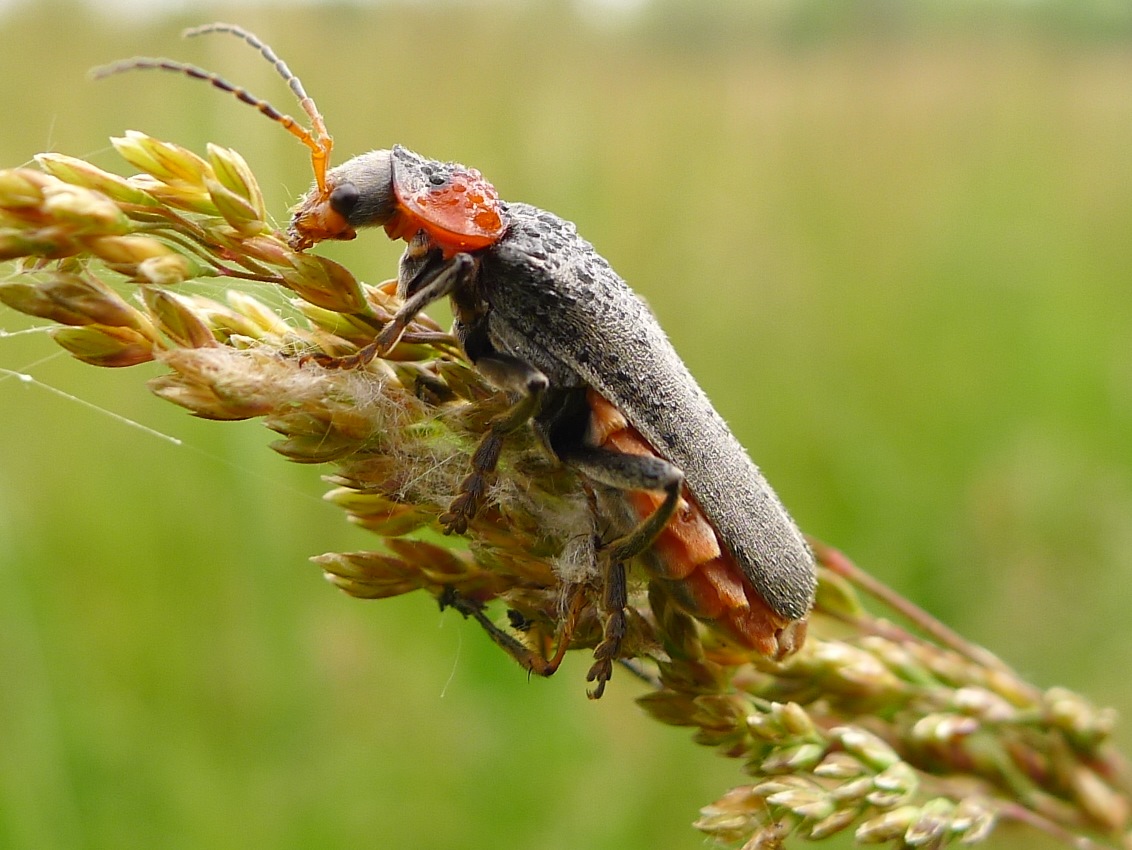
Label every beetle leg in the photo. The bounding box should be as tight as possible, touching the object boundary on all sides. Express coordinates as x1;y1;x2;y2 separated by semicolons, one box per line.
308;251;473;369
438;583;587;678
440;352;549;533
443;446;682;698
557;447;684;698
565;448;684;560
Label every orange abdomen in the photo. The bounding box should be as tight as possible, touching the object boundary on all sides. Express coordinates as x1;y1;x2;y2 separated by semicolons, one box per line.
587;391;803;658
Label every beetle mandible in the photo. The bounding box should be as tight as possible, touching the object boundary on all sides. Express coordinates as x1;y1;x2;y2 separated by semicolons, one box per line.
97;23;817;698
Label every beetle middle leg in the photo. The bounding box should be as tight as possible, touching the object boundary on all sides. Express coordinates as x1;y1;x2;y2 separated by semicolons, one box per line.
440;351;549;533
444;441;682;698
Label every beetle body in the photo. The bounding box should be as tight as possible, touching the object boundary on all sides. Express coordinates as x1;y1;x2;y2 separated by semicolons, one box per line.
293;151;816;686
100;25;816;696
471;202;814;643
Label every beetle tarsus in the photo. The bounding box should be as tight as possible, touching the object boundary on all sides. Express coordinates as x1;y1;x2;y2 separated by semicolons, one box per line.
586;556;628;699
439;484;483;535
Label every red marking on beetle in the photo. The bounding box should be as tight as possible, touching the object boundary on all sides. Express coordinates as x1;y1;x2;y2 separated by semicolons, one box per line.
587;390;801;659
390;166;504;259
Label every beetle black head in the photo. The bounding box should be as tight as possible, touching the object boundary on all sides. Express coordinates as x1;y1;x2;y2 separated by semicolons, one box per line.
288;150;398;250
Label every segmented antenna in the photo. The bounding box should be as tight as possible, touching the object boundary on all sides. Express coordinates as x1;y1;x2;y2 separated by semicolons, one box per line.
91;23;333;193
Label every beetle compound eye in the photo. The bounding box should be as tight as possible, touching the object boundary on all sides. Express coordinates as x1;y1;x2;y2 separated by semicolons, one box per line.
329;182;360;218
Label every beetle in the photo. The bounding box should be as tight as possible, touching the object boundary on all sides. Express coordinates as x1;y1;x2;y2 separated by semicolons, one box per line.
97;24;817;697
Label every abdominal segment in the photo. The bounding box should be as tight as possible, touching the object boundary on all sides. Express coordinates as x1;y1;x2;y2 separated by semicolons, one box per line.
585;392;803;659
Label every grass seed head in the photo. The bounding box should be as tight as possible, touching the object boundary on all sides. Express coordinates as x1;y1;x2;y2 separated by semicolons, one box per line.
1;132;1127;850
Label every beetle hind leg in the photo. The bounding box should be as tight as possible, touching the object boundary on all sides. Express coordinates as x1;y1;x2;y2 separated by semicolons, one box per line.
442;441;681;698
562;447;684;698
438;583;586;679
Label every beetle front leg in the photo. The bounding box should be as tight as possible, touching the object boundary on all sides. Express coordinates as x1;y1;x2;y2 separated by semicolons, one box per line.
440;352;549;533
310;251;474;369
560;447;684;698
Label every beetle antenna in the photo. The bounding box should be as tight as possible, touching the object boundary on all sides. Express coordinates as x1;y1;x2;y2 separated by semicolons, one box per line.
91;23;332;192
182;24;331;165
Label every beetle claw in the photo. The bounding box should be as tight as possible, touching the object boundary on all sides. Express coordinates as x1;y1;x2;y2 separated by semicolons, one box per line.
585;659;613;699
439;489;479;535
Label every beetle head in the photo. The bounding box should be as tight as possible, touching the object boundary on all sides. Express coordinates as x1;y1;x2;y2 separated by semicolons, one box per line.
95;24;507;258
288;150;396;250
92;23;341;248
291;145;506;258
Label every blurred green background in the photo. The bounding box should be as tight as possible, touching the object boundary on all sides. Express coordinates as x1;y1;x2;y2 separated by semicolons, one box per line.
2;1;1132;848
